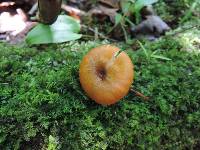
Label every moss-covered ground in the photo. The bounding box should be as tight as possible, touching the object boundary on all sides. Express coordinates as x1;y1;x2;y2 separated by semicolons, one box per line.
0;37;200;149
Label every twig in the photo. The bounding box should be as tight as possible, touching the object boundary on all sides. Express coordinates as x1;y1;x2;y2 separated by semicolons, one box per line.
81;35;95;38
61;4;86;16
130;88;149;100
165;24;200;37
28;3;38;15
82;25;118;42
94;27;98;40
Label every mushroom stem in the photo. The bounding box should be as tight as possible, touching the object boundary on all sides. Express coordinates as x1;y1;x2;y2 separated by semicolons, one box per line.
130;88;149;100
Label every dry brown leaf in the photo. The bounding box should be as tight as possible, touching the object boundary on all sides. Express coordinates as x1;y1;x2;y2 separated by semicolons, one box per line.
61;4;86;16
8;22;37;44
99;0;120;8
69;10;81;21
89;5;118;23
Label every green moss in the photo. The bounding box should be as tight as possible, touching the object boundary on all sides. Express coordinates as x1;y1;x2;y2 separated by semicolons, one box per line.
0;39;200;149
155;0;200;25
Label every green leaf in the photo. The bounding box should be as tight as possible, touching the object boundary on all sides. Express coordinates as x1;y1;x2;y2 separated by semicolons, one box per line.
115;13;123;26
151;55;172;61
151;50;158;55
26;15;82;45
137;40;149;58
135;0;158;10
180;0;199;24
121;1;131;14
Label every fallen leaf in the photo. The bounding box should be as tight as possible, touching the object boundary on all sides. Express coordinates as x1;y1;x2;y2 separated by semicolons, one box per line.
26;15;82;45
89;5;118;23
68;10;81;21
99;0;120;9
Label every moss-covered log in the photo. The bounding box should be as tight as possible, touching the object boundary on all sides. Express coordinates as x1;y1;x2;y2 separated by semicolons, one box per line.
0;39;200;149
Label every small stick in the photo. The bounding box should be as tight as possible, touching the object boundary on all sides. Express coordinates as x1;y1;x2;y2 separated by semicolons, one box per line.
94;27;98;40
130;88;149;100
114;49;123;58
28;3;38;15
165;24;200;37
82;25;117;42
61;4;86;16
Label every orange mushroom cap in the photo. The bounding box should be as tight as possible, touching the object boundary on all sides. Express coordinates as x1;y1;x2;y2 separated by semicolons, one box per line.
79;45;134;105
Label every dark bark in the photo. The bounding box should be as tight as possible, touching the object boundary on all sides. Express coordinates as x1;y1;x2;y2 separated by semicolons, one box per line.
38;0;62;24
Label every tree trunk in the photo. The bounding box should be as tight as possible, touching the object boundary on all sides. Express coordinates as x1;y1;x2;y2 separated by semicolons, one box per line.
38;0;62;24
